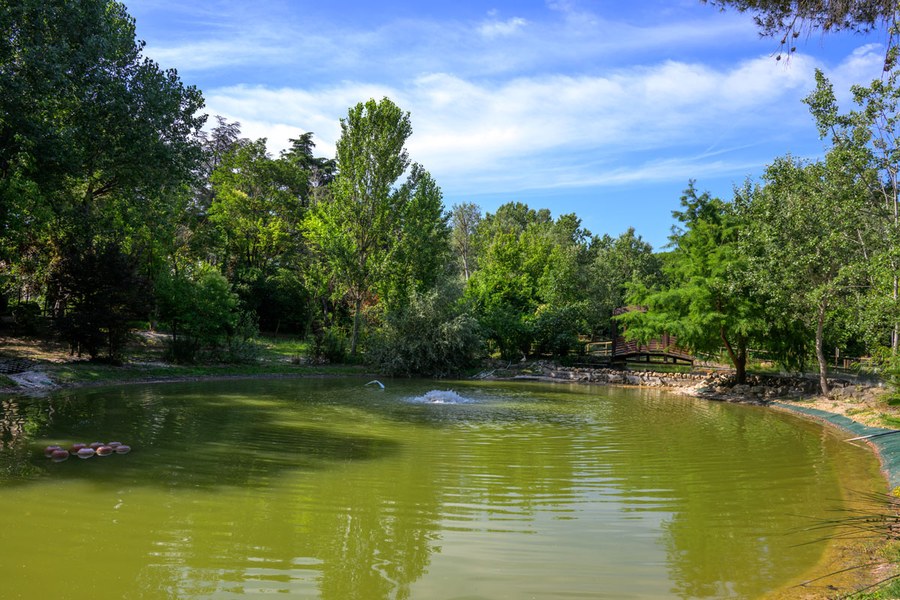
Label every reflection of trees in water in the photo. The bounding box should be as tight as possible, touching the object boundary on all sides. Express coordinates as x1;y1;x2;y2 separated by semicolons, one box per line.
601;393;865;599
129;384;589;599
0;398;26;450
9;382;854;599
0;398;47;480
2;384;441;599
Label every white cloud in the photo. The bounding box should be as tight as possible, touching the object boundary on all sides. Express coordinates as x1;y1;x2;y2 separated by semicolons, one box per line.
139;1;758;80
479;17;528;38
829;43;888;103
150;0;886;203
198;47;847;198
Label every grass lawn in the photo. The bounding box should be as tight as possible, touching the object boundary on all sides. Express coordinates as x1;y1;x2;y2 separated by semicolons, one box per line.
0;330;370;390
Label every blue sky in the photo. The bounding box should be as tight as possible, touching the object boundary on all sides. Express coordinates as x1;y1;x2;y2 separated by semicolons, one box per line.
126;0;889;249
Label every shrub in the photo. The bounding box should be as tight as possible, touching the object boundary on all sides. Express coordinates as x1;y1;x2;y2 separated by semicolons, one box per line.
308;325;348;364
156;263;244;363
530;303;588;358
368;284;484;377
49;242;150;361
11;301;42;335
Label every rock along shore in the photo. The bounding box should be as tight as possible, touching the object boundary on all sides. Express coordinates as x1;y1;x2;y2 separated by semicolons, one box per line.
482;361;884;405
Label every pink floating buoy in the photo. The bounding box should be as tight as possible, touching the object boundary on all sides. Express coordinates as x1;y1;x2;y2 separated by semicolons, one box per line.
95;445;113;457
114;445;131;455
107;441;122;449
69;443;87;455
76;447;95;459
89;442;104;450
50;449;69;462
44;445;63;458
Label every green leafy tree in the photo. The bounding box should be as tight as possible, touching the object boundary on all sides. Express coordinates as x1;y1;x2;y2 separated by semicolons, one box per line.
304;98;422;356
465;203;596;359
804;67;900;371
191;116;247;216
465;204;545;359
48;241;150;361
450;203;482;280
205;138;316;332
383;164;451;307
740;153;872;393
155;262;241;363
620;183;764;384
368;281;483;377
587;228;662;338
0;0;204;341
280;132;337;196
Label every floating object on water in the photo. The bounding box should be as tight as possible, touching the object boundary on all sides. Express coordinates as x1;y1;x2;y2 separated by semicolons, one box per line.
365;380;385;389
47;441;132;461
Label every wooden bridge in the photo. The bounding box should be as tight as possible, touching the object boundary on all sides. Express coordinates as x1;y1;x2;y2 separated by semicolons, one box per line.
582;307;694;366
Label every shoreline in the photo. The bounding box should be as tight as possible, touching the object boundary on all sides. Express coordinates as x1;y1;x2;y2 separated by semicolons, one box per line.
1;361;897;597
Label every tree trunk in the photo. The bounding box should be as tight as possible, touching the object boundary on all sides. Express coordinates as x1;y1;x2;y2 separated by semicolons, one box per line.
893;272;898;355
893;178;898;356
815;299;829;396
734;347;747;386
349;296;363;357
720;327;747;385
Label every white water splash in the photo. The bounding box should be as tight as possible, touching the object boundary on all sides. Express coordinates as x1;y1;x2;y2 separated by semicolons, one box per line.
409;390;473;404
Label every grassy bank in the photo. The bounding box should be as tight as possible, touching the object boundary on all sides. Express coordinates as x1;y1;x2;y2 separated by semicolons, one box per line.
0;332;372;393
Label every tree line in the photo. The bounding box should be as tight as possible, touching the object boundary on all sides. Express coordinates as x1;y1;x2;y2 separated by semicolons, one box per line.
1;0;899;392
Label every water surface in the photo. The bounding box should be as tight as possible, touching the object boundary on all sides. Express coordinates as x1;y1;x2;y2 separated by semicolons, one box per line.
0;379;885;598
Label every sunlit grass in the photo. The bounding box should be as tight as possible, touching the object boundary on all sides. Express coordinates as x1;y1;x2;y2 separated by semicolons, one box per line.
256;334;311;362
46;360;368;387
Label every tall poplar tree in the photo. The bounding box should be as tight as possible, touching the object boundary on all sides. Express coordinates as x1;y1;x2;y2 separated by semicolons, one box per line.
741;153;872;394
303;98;417;356
804;67;900;364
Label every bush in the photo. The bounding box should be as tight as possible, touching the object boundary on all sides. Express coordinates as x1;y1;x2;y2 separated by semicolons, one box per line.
224;311;261;363
530;303;588;358
308;325;348;364
368;284;484;377
11;301;42;335
156;263;245;363
49;242;150;361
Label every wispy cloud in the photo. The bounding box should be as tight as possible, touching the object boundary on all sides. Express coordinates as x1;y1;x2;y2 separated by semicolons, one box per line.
200;48;843;199
135;0;888;206
479;16;528;38
139;1;759;79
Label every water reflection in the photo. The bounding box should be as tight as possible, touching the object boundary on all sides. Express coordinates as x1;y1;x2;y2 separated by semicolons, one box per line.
0;379;885;599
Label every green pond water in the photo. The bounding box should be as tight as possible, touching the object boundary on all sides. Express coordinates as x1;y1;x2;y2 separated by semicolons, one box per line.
0;378;886;599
